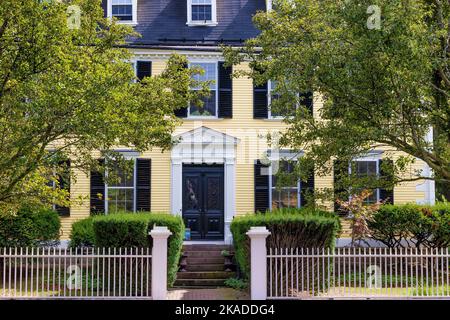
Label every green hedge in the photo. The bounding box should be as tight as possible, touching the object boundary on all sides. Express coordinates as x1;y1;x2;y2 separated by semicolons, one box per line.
0;206;61;247
69;213;185;287
70;217;95;248
369;203;450;248
231;208;341;280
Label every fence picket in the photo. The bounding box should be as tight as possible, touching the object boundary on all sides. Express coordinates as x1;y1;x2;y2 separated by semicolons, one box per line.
0;247;152;299
265;247;450;300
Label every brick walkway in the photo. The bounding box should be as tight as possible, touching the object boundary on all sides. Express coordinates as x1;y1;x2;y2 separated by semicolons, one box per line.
167;288;249;300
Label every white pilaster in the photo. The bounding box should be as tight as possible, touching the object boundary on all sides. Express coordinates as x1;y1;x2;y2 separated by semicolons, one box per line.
224;156;236;245
171;157;183;216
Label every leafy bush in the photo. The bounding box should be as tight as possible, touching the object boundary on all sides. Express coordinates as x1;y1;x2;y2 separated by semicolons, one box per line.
70;212;184;287
231;208;341;280
224;277;248;291
369;203;450;248
0;206;61;247
70;218;95;248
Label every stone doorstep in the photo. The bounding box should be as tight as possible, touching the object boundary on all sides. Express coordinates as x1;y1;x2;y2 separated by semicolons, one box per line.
176;271;235;280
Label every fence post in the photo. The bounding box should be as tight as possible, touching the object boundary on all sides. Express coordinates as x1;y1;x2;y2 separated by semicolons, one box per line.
150;226;172;300
247;226;271;300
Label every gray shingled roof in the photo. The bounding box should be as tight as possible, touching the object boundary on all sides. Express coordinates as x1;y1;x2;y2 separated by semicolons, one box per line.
103;0;265;47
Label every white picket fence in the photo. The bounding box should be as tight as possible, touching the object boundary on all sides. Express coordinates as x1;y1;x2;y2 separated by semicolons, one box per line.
0;226;172;300
247;227;450;300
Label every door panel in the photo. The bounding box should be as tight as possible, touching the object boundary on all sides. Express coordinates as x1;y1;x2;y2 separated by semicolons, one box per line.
182;165;224;240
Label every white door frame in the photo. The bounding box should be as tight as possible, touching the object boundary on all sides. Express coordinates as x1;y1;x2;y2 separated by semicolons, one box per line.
171;127;239;244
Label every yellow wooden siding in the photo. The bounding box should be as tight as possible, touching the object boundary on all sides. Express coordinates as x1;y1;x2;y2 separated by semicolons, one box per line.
59;54;429;239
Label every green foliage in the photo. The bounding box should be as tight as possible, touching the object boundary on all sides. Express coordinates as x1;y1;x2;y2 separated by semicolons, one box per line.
230;208;341;279
369;204;450;248
0;0;207;210
70;218;95;248
0;206;61;247
224;277;248;291
70;212;184;287
223;0;450;189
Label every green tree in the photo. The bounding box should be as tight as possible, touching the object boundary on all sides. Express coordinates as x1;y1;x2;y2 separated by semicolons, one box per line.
224;0;450;199
0;0;204;211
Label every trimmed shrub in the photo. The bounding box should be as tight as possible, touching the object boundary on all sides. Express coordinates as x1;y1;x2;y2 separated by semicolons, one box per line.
369;203;450;248
231;208;341;280
70;218;95;248
70;212;184;287
0;206;61;247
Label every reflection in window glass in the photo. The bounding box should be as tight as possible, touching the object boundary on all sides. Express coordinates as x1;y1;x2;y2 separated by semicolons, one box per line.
354;161;378;204
271;161;300;210
189;62;217;117
107;160;135;213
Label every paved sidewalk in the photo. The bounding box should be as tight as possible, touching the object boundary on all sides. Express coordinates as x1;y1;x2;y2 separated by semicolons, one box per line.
167;288;249;300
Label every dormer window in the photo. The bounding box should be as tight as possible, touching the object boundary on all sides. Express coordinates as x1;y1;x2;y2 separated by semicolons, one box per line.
187;0;217;26
107;0;137;25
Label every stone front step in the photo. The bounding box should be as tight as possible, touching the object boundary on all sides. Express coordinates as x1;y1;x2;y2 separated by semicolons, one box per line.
184;264;226;272
186;257;225;264
174;279;228;287
182;245;233;252
177;271;235;280
183;251;228;258
176;244;237;288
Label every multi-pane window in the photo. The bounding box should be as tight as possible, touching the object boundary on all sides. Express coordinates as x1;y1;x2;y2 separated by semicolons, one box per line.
189;62;217;117
192;0;212;21
270;160;300;210
268;80;301;119
268;80;282;118
106;160;135;213
111;0;134;22
352;161;379;204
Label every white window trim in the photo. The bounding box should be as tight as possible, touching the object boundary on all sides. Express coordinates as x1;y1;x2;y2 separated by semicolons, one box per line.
104;156;138;214
267;80;283;120
187;61;219;119
348;159;381;203
267;80;303;120
107;0;138;26
187;0;218;26
267;0;273;12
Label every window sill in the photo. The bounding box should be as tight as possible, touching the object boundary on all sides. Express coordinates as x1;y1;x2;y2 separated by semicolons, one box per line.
186;21;218;27
263;118;285;122
114;20;138;27
184;117;225;121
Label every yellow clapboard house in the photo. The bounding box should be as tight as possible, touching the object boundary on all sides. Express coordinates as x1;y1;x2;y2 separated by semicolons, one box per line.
58;0;436;242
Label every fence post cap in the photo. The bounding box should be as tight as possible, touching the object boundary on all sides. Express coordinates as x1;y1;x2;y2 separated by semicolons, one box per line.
149;226;172;239
246;226;271;238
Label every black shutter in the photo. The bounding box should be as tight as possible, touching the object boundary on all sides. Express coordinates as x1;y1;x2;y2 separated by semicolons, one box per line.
254;81;268;119
379;159;394;204
136;159;151;212
334;160;348;215
101;0;107;18
300;92;313;116
174;61;189;118
255;160;270;213
136;61;152;81
55;160;71;217
300;165;315;207
90;159;105;214
218;62;233;118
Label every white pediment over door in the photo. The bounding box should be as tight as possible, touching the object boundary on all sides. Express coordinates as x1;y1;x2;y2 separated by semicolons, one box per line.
172;126;239;164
